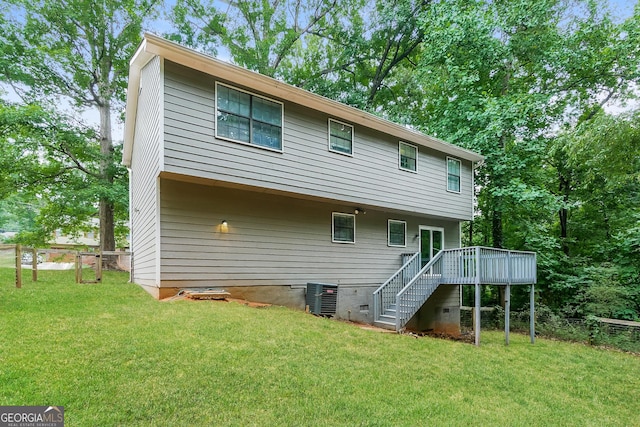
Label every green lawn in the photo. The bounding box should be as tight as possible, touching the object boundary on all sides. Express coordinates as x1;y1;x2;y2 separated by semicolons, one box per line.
1;269;639;426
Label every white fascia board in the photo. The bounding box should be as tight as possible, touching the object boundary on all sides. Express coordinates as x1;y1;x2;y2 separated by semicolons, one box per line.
122;39;155;167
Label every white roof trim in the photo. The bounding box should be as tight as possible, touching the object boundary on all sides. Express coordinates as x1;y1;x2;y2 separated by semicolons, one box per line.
122;33;484;167
123;38;155;166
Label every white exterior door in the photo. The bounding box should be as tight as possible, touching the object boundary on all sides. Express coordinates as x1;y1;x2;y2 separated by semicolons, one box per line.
419;226;444;267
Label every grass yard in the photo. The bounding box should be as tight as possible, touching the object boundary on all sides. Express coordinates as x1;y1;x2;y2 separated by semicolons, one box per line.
1;269;639;426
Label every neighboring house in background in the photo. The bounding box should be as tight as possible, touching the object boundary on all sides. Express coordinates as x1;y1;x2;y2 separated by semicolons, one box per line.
124;34;534;334
51;228;100;249
0;231;17;242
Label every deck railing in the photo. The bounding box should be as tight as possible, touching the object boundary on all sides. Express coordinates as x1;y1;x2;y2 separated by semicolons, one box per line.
373;252;420;322
376;247;537;330
437;247;537;285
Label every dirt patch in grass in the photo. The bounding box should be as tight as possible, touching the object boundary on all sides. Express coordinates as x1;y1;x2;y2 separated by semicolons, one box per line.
338;320;396;333
162;291;272;308
225;298;272;308
403;329;476;344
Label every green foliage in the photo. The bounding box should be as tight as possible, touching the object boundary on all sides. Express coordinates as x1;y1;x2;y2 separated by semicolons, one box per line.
169;0;348;77
562;264;639;320
0;0;158;105
0;101;128;247
0;0;161;250
169;0;428;113
0;195;37;235
539;110;640;319
407;0;640;320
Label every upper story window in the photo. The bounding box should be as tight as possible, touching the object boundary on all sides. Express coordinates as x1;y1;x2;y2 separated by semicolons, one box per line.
399;141;418;172
447;157;461;193
388;220;407;247
328;119;354;156
332;212;355;244
215;82;283;151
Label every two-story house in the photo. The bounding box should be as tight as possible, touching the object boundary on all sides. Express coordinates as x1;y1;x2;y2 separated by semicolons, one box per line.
124;34;535;336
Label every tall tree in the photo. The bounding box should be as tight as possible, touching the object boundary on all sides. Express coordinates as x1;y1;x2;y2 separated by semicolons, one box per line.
0;100;125;247
0;0;161;251
284;0;430;112
170;0;348;77
410;0;639;250
548;110;640;318
169;0;430;113
402;0;640;310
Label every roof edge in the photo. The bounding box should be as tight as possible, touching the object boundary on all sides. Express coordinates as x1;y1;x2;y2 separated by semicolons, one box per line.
122;38;154;167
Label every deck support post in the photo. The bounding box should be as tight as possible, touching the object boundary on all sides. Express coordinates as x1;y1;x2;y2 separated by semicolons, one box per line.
474;283;481;346
530;284;535;344
474;246;481;346
505;284;510;346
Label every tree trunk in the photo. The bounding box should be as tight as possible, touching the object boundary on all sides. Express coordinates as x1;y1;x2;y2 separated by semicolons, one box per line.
98;101;115;254
558;171;570;255
492;208;503;249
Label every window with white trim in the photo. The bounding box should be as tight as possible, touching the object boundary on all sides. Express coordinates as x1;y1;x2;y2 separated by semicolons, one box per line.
328;119;354;155
215;82;283;151
332;212;355;243
399;141;417;172
447;157;461;193
388;220;407;247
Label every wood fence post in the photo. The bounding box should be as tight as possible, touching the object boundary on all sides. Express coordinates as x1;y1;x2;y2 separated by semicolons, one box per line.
15;244;22;288
32;248;38;282
96;253;102;283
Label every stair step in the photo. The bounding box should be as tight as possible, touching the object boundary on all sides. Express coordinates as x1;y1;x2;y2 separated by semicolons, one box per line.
374;320;396;330
379;314;396;322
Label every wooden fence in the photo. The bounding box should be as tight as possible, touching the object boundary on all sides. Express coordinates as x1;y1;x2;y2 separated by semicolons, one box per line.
1;244;131;287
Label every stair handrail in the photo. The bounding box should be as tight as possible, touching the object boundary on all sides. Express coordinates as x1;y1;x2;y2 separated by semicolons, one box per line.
395;250;446;330
373;251;420;322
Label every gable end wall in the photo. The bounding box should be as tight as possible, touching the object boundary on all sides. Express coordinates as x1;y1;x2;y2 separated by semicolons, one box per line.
130;56;162;287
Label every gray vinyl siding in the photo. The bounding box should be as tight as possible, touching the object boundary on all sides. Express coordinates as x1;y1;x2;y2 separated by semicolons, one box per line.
130;56;162;285
162;61;473;221
159;178;460;288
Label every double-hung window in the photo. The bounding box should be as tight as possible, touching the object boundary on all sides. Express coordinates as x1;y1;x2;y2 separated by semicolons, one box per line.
388;220;407;247
399;141;418;172
332;213;355;243
328;119;354;155
216;82;283;151
447;157;461;193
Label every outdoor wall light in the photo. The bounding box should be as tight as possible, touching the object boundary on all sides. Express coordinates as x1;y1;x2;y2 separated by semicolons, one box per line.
354;208;366;215
221;220;228;226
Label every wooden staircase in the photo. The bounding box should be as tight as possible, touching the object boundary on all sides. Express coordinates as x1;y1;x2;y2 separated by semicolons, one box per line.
373;247;537;332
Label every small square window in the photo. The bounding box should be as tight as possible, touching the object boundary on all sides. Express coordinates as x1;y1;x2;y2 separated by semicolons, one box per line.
332;212;355;243
447;157;461;193
388;220;407;247
329;119;354;156
399;142;417;172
